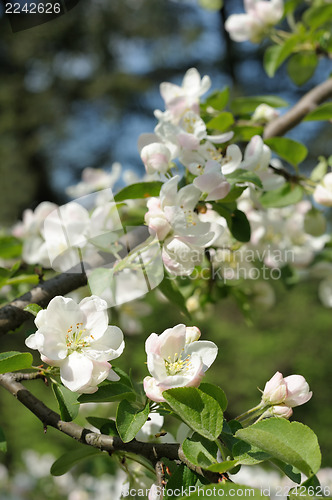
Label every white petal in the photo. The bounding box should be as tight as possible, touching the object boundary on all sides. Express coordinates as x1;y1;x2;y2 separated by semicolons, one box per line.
185;341;218;371
60;352;93;393
79;295;109;339
87;325;125;361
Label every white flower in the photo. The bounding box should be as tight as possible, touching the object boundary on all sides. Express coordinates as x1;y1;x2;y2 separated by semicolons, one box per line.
143;324;218;402
313;172;332;206
25;295;125;393
252;104;280;123
159;68;211;121
225;0;284;44
140;142;173;175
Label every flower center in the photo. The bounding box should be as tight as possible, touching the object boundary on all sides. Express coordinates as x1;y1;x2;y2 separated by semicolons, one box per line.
66;323;94;354
164;350;191;376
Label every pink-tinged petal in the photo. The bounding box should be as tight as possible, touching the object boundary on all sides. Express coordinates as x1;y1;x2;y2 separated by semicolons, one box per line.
158;324;186;361
87;325;124;361
143;376;165;403
159;354;204;389
185;327;201;344
205;182;231;201
177;133;200;151
185;341;218;371
283;375;312;407
262;371;287;405
60;352;94;392
107;368;120;382
145;333;161;356
79;295;108;339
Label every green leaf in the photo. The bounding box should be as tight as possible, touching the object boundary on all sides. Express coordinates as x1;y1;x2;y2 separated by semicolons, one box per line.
52;383;79;422
50;447;101;476
264;36;303;77
0;427;7;453
226;169;263;188
114;181;163;202
116;400;150;443
206;112;234;132
303;5;332;30
260;183;303;208
78;382;135;403
0;351;33;374
289;476;321;500
235;418;321;478
207;460;239;473
232;125;264;141
163;387;224;440
0;236;22;259
179;482;266;499
198;383;227;411
198;0;223;10
287;52;318;86
158;276;191;319
304;102;332;121
229;210;251;243
165;464;207;499
231;95;288;115
23;303;43;317
233;440;271;465
220;186;246;203
203;87;229;112
86;417;118;436
310;157;328;182
182;433;218;468
271;458;302;483
264;137;308;166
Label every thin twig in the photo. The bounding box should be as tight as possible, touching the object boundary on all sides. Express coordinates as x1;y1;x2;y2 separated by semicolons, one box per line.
264;78;332;139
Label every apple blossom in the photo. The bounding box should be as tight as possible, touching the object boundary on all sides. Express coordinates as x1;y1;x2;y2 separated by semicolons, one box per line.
25;295;125;393
225;0;284;44
159;67;211;121
66;164;122;198
313;172;332;206
143;324;218;402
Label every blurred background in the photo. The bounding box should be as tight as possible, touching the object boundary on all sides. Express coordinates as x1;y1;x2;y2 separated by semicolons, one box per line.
0;0;331;498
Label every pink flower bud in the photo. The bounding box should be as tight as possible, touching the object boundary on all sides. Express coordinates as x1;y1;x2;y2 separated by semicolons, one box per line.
262;371;287;405
283;375;313;407
271;405;293;419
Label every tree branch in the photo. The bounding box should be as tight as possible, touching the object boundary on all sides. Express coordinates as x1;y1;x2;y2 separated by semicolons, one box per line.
264;78;332;139
0;372;221;483
0;227;149;336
